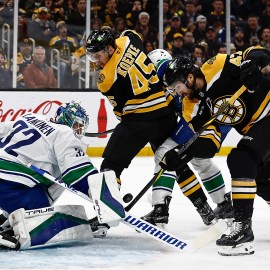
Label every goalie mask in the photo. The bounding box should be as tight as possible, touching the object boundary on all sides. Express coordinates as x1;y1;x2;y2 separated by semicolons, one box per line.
54;101;89;138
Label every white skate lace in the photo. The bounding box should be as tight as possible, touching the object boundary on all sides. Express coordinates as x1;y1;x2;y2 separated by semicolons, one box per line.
227;221;243;238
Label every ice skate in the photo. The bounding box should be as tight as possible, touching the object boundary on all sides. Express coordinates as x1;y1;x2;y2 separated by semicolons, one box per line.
216;219;255;256
194;198;216;226
214;192;234;220
88;216;110;237
141;196;171;229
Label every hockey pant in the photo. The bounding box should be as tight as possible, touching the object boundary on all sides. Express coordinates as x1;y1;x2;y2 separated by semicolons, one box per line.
227;116;270;221
152;137;226;205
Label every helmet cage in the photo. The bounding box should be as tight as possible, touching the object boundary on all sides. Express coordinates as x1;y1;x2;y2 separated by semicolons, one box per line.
55;102;89;139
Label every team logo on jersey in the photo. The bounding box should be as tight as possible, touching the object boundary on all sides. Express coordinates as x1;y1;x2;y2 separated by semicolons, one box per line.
98;73;105;84
212;95;246;125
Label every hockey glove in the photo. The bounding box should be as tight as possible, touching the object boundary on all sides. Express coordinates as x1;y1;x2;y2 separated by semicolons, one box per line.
159;147;192;172
240;60;263;91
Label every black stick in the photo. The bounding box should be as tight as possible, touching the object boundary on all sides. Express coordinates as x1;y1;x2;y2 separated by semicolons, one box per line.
85;129;115;137
125;85;247;212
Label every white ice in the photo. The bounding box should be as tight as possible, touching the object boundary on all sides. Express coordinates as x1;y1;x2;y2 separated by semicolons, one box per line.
1;157;270;270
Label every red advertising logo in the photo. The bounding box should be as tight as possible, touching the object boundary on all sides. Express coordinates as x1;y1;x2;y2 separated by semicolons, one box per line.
0;100;62;122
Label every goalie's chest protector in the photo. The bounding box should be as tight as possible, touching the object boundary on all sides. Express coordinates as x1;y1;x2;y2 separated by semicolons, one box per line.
187;53;270;135
97;31;169;121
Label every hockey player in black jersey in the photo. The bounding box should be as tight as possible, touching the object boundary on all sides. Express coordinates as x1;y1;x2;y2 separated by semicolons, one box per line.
159;46;270;256
86;30;176;195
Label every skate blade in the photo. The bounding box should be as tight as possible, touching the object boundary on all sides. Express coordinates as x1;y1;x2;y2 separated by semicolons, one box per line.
218;242;255;256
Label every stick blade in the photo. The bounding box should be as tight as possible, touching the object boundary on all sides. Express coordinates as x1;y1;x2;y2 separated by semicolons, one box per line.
192;219;228;251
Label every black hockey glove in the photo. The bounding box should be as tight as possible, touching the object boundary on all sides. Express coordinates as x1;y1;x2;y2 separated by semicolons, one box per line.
159;147;192;172
240;60;263;91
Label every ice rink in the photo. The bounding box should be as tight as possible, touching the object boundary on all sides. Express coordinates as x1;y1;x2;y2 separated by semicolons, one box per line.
1;156;270;270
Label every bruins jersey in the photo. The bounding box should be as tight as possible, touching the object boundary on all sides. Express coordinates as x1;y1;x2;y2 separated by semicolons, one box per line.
97;30;170;121
183;47;270;149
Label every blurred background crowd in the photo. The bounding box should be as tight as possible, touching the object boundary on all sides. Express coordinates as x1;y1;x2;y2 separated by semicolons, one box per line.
0;0;269;89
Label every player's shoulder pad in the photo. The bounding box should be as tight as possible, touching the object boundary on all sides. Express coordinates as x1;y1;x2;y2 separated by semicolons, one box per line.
120;29;142;41
243;46;270;68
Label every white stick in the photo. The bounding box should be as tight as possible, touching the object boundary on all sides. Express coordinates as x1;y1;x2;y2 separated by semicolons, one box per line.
24;162;227;253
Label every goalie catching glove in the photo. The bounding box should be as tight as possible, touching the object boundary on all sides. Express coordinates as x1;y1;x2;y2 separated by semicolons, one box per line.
159;146;192;171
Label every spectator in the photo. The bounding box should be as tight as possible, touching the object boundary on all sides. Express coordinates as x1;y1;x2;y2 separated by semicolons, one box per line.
230;43;236;54
134;11;158;43
43;0;65;22
233;27;250;52
18;10;28;41
0;0;14;26
49;21;78;88
171;33;189;58
192;44;206;67
113;17;127;38
206;0;225;29
181;1;199;29
23;46;57;89
243;14;261;46
218;43;227;54
100;0;121;28
157;31;172;51
231;0;252;21
63;0;75;21
205;25;221;58
0;50;11;89
143;39;155;54
260;26;270;51
67;0;86;42
260;2;270;29
182;31;195;57
193;14;207;43
217;15;239;43
27;7;57;48
11;38;33;88
125;0;143;29
162;0;172;29
165;14;186;43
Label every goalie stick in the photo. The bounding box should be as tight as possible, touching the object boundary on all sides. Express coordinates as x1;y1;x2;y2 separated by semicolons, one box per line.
18;161;227;253
85;129;114;137
125;85;247;211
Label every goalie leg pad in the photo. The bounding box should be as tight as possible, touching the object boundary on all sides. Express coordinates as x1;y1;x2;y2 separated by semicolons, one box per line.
9;205;93;250
88;170;125;224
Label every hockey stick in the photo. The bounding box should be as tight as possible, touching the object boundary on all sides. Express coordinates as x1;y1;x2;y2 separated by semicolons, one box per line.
125;85;247;212
20;162;228;252
85;129;114;137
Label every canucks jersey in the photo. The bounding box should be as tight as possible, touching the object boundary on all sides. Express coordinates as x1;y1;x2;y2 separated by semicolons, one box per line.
97;30;170;121
182;48;270;149
0;113;97;190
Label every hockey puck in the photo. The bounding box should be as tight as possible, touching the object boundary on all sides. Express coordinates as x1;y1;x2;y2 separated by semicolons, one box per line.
123;193;133;203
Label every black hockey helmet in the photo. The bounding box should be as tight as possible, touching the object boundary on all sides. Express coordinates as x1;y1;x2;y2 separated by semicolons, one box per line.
163;56;197;87
86;29;115;54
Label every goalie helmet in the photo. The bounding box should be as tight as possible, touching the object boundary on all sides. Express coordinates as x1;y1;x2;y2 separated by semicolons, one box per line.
163;56;197;87
148;49;172;72
54;101;89;138
86;29;114;54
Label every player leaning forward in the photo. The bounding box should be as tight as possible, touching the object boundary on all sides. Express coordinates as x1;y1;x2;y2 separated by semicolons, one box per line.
159;46;270;256
0;102;123;250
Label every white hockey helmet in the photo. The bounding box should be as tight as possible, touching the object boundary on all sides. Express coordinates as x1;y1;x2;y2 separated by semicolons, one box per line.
148;49;172;72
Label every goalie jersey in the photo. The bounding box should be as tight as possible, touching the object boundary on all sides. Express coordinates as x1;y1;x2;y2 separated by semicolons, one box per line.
97;30;171;121
182;47;270;151
0;113;97;190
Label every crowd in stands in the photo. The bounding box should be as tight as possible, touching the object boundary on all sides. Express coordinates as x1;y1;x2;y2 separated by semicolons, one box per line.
0;0;269;89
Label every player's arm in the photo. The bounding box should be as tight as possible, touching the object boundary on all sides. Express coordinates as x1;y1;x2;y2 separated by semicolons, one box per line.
240;46;270;91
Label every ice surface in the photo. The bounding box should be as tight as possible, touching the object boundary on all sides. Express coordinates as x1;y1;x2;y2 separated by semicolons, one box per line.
1;157;270;270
